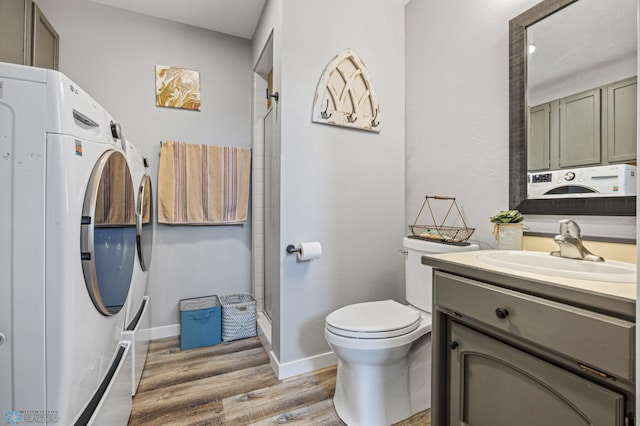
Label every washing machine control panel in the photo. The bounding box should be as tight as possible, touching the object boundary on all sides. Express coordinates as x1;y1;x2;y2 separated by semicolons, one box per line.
110;121;123;140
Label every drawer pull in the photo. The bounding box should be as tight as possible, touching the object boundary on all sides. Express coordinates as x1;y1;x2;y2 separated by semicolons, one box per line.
440;308;463;318
450;341;459;350
495;308;509;319
578;363;617;381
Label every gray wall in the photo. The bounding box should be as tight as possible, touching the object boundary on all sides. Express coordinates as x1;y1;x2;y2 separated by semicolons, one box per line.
36;0;253;329
405;0;636;245
406;0;539;249
273;0;406;366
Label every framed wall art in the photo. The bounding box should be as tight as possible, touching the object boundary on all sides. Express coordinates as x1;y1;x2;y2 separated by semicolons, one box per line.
155;65;201;111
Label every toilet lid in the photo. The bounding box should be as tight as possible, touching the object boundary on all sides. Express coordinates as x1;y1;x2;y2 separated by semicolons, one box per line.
326;300;421;339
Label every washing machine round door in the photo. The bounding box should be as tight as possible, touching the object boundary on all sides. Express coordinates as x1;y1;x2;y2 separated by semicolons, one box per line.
136;173;154;271
80;150;136;316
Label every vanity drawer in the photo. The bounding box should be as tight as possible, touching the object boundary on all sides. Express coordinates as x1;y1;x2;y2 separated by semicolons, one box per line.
434;271;635;382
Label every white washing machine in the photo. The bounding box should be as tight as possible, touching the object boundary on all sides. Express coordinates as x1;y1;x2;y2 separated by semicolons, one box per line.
0;62;134;425
122;139;154;395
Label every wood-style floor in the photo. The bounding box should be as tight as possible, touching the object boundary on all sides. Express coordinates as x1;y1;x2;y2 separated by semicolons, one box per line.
129;336;430;425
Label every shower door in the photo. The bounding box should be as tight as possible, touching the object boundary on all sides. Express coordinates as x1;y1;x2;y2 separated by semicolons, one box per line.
263;107;275;321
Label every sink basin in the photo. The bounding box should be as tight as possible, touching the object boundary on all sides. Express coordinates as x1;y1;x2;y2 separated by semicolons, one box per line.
476;250;636;283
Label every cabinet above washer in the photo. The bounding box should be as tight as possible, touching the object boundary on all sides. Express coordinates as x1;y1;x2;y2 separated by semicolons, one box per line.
528;76;637;171
0;0;59;70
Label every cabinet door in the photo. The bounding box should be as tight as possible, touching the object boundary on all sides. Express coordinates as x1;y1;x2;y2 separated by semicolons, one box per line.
0;0;32;65
559;89;601;167
527;103;551;171
31;4;58;70
448;322;624;426
607;78;637;163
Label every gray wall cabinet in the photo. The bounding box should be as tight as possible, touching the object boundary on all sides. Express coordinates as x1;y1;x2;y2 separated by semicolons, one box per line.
606;78;637;164
0;0;33;66
528;77;637;171
0;0;58;70
31;4;58;70
527;102;551;171
431;270;635;426
559;88;601;168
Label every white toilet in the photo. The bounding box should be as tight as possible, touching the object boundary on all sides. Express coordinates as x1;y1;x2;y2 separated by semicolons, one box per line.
325;237;479;426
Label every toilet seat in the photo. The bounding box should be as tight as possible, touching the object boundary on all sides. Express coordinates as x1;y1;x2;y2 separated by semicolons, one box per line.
326;300;421;339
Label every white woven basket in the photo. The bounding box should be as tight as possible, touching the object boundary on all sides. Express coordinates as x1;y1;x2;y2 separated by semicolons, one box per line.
219;293;257;342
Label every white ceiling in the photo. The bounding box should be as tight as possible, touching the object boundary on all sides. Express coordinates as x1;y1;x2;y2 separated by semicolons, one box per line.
91;0;636;81
527;0;637;91
89;0;267;40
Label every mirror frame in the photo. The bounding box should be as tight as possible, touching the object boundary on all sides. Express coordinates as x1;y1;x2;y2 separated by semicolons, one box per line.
509;0;637;216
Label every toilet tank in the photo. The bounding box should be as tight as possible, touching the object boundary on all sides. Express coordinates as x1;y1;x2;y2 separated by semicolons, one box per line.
403;237;479;313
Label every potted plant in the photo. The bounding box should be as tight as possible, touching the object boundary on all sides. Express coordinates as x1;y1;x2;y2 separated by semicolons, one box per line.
490;210;524;250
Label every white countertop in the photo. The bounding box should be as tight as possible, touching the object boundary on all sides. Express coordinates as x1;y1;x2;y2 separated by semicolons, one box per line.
423;250;637;302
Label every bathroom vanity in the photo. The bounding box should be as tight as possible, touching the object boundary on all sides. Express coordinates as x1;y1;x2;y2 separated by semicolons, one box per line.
423;251;636;426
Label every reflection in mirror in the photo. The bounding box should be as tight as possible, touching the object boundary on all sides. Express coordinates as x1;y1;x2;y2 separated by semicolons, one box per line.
509;0;637;215
527;0;636;107
526;0;637;201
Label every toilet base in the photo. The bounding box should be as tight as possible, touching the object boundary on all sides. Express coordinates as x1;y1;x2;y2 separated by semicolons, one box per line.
330;333;431;426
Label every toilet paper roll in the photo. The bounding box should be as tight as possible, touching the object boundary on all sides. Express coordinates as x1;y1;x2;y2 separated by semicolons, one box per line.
297;242;322;261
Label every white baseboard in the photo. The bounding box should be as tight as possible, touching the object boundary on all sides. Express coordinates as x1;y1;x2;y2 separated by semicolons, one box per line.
147;324;180;340
256;312;336;379
269;350;337;380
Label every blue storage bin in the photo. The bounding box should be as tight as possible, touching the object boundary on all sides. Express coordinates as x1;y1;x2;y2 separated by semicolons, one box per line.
179;295;221;351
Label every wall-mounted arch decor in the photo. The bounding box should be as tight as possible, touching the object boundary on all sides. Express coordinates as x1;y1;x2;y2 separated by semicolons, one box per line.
312;49;381;132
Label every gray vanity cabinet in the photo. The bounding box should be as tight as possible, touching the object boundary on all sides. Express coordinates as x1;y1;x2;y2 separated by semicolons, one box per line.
449;322;624;426
431;270;635;426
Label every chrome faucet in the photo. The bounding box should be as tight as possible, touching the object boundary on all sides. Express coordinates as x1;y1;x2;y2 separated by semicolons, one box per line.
550;219;604;262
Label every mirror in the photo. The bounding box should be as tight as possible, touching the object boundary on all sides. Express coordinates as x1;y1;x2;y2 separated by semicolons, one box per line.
509;0;637;215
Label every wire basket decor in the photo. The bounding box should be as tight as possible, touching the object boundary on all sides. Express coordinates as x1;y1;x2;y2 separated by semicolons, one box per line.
409;195;475;244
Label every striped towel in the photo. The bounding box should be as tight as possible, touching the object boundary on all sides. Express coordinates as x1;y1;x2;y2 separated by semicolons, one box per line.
158;141;251;225
95;152;136;226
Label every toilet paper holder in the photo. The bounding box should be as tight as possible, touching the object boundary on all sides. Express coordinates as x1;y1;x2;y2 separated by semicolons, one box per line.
286;244;301;254
286;242;323;261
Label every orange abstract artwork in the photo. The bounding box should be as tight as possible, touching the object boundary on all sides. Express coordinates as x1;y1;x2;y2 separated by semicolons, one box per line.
155;65;201;111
